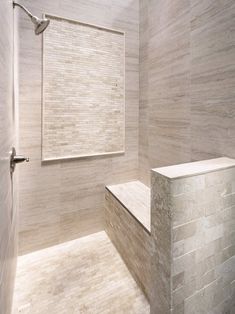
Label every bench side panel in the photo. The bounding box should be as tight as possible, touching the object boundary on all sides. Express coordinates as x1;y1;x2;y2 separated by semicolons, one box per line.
105;190;152;300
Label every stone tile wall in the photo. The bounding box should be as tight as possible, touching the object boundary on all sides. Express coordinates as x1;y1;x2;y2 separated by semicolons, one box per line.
0;1;19;313
139;0;235;185
18;0;139;254
105;189;152;301
151;158;235;314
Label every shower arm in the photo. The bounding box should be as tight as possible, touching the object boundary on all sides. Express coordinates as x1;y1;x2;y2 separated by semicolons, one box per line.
13;1;50;35
13;1;34;20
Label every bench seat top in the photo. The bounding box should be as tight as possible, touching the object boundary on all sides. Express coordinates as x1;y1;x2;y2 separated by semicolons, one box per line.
106;181;151;232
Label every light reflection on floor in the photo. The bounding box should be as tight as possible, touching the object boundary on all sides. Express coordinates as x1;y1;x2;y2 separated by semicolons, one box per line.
12;231;149;314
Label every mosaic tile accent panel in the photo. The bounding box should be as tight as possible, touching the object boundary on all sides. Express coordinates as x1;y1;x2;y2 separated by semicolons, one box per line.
42;15;125;160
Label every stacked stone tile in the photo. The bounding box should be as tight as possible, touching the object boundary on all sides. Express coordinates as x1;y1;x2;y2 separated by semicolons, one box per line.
151;157;235;314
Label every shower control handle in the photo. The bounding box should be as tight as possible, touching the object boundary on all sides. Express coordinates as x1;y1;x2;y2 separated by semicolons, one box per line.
10;147;29;173
13;155;29;164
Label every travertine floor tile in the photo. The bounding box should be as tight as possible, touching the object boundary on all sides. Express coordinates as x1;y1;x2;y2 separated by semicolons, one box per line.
12;231;149;314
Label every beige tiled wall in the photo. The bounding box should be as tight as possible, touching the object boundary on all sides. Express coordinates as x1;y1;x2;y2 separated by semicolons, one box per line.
18;0;139;254
0;1;19;313
139;0;150;185
139;0;235;185
151;158;235;314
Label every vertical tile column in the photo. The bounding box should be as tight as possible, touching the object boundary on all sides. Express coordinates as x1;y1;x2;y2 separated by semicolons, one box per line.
151;172;172;313
151;158;235;314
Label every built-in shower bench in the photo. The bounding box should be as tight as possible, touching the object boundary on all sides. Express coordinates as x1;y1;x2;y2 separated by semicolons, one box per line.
105;158;235;313
105;180;152;300
106;181;151;232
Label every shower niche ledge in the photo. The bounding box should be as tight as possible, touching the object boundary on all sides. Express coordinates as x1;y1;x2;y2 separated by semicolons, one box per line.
105;157;235;314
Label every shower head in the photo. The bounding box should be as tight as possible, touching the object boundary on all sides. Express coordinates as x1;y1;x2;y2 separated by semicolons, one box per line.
13;1;50;35
31;16;50;35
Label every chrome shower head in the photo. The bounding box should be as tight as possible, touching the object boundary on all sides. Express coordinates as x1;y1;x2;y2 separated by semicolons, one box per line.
13;1;50;35
31;16;50;35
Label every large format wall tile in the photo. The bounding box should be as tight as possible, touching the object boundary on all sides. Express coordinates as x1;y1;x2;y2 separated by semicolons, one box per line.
139;0;235;183
190;0;235;160
18;0;139;254
0;1;18;313
139;0;150;185
148;0;191;169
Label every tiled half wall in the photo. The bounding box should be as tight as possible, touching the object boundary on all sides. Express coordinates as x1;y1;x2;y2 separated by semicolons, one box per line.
151;158;235;314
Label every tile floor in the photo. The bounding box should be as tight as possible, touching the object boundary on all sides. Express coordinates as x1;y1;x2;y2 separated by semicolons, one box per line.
12;231;149;314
